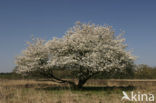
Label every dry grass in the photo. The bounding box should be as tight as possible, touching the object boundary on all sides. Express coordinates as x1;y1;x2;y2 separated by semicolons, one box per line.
0;79;156;103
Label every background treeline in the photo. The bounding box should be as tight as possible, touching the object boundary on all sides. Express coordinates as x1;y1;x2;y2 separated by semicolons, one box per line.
0;64;156;79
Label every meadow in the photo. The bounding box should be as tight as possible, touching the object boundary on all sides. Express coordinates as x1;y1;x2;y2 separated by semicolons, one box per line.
0;79;156;103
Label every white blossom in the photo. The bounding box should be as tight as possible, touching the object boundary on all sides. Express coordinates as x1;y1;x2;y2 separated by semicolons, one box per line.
15;38;49;73
15;22;136;87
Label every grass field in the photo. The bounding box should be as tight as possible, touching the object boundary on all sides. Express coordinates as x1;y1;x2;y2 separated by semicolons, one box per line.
0;79;156;103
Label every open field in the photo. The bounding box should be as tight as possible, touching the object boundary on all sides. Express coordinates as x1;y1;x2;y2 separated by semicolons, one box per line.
0;79;156;103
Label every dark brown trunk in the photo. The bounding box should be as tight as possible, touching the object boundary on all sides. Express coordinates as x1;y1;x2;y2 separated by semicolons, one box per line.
77;79;87;89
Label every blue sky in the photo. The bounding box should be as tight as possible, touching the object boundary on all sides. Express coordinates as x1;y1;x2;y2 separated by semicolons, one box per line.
0;0;156;72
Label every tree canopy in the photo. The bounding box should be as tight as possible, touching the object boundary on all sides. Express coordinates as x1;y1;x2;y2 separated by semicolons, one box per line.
15;22;136;89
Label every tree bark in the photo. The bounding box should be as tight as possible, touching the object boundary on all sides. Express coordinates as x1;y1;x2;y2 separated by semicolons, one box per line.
40;69;99;89
77;79;88;89
76;72;100;89
40;69;76;88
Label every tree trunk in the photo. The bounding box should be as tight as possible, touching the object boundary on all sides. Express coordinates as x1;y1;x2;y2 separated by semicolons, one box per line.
77;79;87;89
76;72;99;89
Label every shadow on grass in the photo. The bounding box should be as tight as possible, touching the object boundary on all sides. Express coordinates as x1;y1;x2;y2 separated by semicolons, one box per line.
36;85;136;92
82;86;135;91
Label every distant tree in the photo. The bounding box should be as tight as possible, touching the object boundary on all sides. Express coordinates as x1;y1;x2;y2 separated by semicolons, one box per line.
135;64;153;79
15;22;136;89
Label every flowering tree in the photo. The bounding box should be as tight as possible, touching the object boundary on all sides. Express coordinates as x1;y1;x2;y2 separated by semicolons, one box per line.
16;22;135;89
15;38;49;74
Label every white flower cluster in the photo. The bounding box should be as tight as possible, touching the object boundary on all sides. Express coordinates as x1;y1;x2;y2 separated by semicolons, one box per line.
16;38;49;73
16;22;136;74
